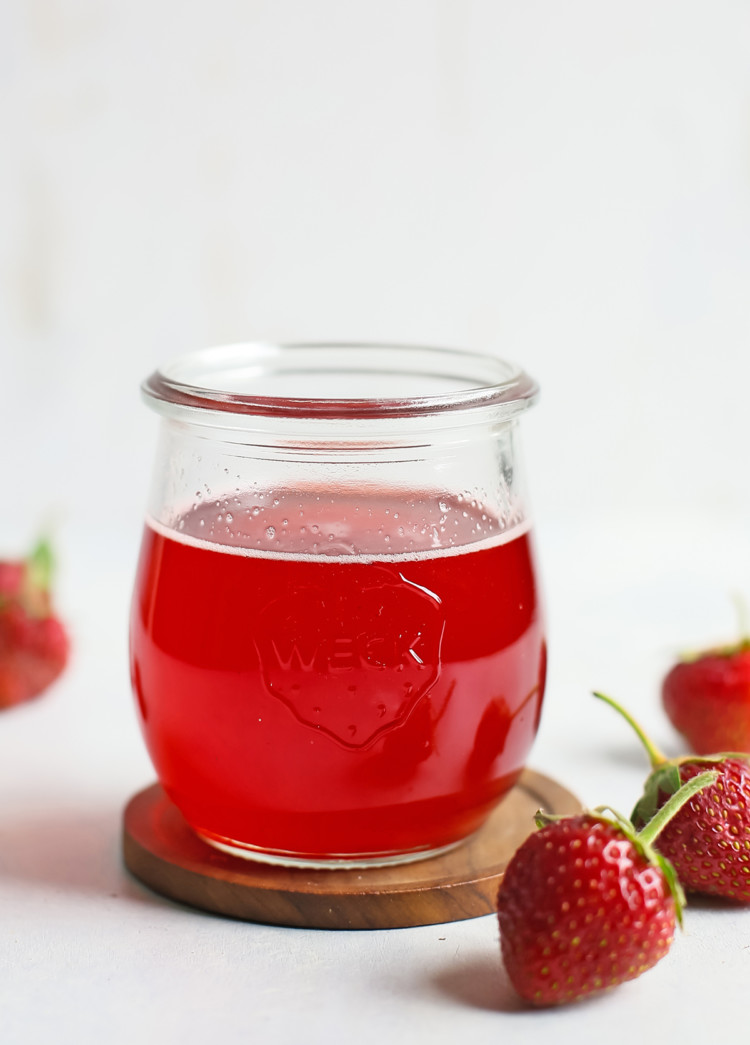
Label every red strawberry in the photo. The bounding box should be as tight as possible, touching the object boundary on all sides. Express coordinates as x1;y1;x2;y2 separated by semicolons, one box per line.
662;641;750;753
0;540;69;709
496;772;715;1006
594;691;750;902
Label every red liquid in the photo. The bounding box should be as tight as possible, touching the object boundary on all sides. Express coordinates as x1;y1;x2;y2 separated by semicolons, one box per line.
129;492;546;862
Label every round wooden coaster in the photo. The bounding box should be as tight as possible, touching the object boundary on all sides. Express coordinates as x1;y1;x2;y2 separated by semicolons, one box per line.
122;769;580;930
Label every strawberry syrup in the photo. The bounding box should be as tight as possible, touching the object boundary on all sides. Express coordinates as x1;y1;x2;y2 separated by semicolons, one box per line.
129;490;546;863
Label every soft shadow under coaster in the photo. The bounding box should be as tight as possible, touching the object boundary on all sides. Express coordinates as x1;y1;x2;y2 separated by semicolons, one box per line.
123;768;580;930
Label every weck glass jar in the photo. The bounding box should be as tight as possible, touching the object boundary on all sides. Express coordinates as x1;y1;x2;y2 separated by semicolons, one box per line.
129;343;546;868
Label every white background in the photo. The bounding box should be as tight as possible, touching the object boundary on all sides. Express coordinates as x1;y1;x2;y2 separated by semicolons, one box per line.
2;3;750;1043
2;1;750;545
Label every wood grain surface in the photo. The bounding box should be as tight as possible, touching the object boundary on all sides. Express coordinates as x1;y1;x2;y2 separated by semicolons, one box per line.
122;770;580;930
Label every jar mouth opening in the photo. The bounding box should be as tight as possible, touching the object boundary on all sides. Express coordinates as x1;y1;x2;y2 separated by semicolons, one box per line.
142;343;539;422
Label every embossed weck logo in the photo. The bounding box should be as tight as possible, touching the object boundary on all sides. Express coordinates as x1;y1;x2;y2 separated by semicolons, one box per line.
255;565;445;749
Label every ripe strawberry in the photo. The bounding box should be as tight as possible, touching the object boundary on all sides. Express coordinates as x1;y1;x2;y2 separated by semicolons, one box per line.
662;640;750;753
496;772;715;1006
594;691;750;902
0;540;69;709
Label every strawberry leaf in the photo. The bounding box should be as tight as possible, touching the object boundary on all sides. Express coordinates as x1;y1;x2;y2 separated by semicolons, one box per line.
632;763;681;825
653;850;686;927
26;539;54;593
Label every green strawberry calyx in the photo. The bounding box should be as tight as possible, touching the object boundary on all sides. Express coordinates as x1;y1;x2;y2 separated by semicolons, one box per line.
592;689;750;827
678;638;750;663
0;539;57;617
26;538;54;593
536;768;717;927
677;593;750;662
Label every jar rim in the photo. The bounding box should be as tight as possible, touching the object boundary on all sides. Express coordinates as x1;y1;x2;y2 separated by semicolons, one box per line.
142;342;539;423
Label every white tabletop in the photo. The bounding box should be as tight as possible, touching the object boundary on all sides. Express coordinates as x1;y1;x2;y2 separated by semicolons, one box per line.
2;509;750;1045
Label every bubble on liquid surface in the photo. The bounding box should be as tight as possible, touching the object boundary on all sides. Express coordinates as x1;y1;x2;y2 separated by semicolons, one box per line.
171;486;519;558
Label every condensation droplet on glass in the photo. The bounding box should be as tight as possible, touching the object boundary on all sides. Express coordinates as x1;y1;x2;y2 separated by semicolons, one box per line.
439;501;448;513
252;507;260;516
265;526;276;540
226;513;233;523
199;519;205;527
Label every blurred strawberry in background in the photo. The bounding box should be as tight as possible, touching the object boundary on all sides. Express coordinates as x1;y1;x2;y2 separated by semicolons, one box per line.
662;599;750;754
0;540;70;709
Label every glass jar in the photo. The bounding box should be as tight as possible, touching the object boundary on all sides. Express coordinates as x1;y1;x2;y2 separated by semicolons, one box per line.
129;343;546;868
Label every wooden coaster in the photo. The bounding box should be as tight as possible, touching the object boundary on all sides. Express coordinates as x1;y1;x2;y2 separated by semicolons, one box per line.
122;769;580;930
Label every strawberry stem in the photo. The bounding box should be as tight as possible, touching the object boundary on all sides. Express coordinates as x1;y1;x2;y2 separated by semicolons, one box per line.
636;770;717;849
592;691;666;767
